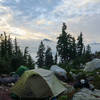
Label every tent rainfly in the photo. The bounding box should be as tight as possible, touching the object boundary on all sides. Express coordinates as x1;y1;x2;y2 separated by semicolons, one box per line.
50;65;67;79
10;68;66;98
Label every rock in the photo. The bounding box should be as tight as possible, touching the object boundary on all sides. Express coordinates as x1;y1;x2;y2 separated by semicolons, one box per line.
72;88;100;100
84;59;100;72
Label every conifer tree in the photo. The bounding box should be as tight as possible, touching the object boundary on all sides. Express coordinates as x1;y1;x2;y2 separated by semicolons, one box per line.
27;54;34;69
57;23;74;63
7;35;13;57
85;44;92;62
14;38;18;56
77;32;84;56
45;47;54;68
54;52;58;64
70;37;76;60
36;41;45;67
23;47;29;65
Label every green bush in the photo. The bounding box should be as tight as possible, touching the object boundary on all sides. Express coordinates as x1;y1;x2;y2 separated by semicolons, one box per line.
70;69;83;74
58;96;67;100
93;75;100;89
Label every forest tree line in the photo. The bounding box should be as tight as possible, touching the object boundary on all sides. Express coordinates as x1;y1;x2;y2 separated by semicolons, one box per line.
0;32;34;74
36;23;93;70
0;23;100;74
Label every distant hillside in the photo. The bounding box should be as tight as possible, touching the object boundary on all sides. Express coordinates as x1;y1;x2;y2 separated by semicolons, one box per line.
18;38;56;61
43;39;53;42
18;39;100;61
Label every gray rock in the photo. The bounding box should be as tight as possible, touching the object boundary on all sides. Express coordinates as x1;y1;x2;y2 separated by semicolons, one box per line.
84;59;100;72
72;88;100;100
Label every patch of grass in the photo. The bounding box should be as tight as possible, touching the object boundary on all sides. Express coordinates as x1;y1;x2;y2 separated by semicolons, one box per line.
58;95;68;100
70;69;83;74
93;75;100;89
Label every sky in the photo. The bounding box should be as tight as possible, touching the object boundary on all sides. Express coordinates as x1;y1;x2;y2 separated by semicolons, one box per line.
0;0;100;58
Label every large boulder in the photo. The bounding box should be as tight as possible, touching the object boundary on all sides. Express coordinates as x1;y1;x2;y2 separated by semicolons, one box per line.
72;88;100;100
84;59;100;72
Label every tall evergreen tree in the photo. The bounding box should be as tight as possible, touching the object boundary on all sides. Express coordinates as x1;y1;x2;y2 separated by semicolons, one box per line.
27;54;34;69
54;52;58;64
45;47;54;68
0;33;8;57
0;32;34;73
57;23;74;63
7;35;13;57
0;34;5;57
85;44;92;62
0;33;13;72
23;47;29;65
14;38;18;56
77;32;84;56
11;46;24;71
71;37;76;60
36;41;45;67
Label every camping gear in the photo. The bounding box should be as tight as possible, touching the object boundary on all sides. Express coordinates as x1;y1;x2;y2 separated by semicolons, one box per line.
80;79;85;84
16;65;29;77
10;68;66;99
50;65;67;79
74;79;90;89
51;97;57;100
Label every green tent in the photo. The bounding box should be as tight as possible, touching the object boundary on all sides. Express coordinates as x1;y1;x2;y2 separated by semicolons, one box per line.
16;65;29;77
11;68;66;99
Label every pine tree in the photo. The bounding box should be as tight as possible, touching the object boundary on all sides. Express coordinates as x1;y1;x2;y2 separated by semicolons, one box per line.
23;47;29;65
0;33;13;72
11;38;24;71
45;47;54;68
57;23;74;63
14;38;18;55
0;32;34;73
85;44;92;62
70;37;76;60
36;41;45;67
0;33;8;57
0;34;5;57
7;35;13;57
27;54;34;69
4;32;7;56
54;52;58;64
77;32;84;56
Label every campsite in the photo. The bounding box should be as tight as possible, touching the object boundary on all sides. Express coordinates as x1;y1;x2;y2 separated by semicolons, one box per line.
0;61;100;100
0;24;100;100
0;0;100;99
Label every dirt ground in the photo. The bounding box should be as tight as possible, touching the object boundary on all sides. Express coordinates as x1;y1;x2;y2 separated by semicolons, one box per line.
0;85;12;100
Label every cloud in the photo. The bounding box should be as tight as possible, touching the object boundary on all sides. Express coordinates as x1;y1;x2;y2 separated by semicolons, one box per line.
36;19;53;25
14;0;20;3
0;0;5;2
0;0;100;44
51;0;100;22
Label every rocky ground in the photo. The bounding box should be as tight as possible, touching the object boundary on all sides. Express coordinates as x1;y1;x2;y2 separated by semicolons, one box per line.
72;88;100;100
